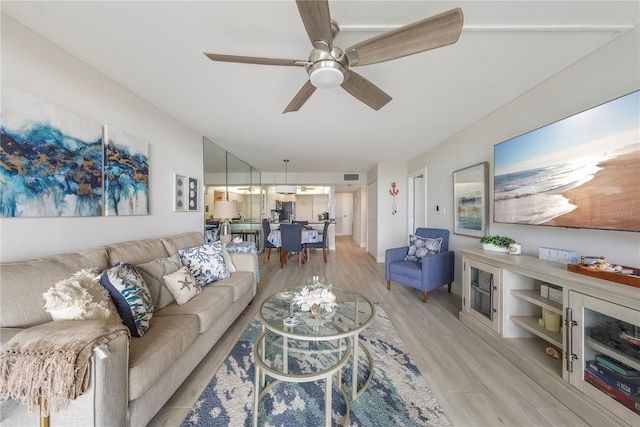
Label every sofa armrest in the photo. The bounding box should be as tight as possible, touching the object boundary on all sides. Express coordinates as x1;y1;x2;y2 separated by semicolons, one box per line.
385;246;409;279
421;250;455;291
229;252;257;274
1;321;130;426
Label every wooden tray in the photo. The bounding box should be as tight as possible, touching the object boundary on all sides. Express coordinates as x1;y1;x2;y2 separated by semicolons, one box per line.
567;263;640;288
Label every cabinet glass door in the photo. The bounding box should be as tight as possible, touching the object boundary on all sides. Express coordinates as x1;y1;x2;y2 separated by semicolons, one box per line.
568;291;640;422
464;259;501;333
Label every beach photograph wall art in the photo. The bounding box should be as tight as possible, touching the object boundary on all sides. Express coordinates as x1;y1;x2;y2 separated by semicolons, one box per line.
103;126;149;216
1;86;103;217
494;90;639;232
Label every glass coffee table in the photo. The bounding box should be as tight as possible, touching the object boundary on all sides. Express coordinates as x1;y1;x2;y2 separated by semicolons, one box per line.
253;286;375;426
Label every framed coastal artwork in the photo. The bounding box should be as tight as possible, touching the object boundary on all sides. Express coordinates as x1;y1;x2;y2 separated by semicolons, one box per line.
0;86;103;217
174;174;187;211
453;162;489;237
494;90;639;232
103;125;149;216
188;177;198;211
173;174;199;212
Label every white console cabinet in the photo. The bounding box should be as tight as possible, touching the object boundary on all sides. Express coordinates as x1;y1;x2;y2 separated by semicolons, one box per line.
459;248;639;426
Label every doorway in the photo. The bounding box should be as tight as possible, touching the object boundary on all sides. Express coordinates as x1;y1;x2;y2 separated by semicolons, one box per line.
409;169;426;233
335;192;354;236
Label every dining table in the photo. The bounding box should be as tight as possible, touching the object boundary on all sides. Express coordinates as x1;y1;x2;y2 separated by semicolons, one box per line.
267;229;319;247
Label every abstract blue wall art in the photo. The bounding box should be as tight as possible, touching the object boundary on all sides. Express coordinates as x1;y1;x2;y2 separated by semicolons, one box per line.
104;126;149;216
1;86;103;217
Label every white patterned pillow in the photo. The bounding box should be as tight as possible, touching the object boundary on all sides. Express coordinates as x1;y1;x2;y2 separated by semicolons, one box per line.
178;242;229;286
404;235;442;262
43;268;120;323
100;263;154;337
163;266;202;305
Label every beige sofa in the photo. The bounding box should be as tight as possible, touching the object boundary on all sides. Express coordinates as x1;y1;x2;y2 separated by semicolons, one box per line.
0;231;257;426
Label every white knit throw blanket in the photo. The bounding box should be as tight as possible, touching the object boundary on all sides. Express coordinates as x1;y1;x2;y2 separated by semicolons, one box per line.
0;320;129;416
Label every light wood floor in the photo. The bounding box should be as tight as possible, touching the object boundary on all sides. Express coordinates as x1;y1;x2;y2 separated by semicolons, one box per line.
149;237;589;427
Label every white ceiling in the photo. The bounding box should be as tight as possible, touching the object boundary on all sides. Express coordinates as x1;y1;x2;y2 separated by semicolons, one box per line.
2;1;638;176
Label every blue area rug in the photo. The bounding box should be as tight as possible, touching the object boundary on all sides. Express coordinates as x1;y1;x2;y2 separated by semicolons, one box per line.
182;304;450;426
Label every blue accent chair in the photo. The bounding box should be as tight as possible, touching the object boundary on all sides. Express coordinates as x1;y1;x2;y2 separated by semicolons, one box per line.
280;223;304;268
385;228;454;303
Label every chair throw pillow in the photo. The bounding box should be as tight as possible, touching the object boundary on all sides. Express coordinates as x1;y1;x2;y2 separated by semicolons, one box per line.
100;263;154;337
404;235;443;262
178;242;229;286
43;268;121;323
163;266;202;305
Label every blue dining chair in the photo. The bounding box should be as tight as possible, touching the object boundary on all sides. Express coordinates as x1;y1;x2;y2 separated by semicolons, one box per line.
305;221;330;263
279;223;303;268
262;219;277;262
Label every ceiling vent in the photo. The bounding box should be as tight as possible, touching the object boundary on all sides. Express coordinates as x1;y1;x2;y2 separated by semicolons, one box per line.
343;173;359;181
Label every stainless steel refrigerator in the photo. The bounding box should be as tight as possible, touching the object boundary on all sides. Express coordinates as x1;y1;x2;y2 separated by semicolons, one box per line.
278;201;295;222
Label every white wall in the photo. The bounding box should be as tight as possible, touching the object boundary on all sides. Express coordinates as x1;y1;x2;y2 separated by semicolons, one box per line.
0;15;204;262
373;162;408;262
408;27;640;295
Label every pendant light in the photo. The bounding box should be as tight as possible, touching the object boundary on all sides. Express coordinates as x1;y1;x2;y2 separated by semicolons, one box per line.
275;159;296;195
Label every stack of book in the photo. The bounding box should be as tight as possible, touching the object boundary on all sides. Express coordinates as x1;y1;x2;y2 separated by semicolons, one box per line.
584;354;640;414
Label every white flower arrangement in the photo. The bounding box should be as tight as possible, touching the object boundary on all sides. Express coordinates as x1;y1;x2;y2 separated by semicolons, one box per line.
292;284;337;315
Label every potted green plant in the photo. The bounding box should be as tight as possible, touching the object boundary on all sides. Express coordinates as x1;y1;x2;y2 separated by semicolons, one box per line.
480;235;515;253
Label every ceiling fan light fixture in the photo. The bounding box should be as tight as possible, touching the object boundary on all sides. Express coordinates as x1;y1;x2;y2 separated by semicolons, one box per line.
309;61;344;89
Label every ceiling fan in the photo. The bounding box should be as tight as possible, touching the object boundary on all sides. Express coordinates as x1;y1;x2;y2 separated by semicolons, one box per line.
204;1;463;113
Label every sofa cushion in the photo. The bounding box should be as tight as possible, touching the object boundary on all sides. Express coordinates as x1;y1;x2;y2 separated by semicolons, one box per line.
210;271;255;303
155;285;234;333
128;314;199;400
178;242;229;286
389;260;422;281
404;235;442;261
136;255;181;310
163;266;202;305
162;232;205;255
106;238;169;266
43;268;120;322
100;263;154;337
0;248;110;328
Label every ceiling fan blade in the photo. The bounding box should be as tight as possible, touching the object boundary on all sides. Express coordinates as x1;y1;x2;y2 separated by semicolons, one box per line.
283;81;317;114
345;8;463;67
296;0;333;50
341;71;392;111
204;53;306;67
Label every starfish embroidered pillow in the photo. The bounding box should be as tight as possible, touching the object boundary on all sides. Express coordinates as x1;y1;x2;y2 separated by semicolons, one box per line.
163;266;202;305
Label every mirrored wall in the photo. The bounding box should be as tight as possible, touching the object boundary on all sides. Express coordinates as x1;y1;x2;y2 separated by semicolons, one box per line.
203;137;262;247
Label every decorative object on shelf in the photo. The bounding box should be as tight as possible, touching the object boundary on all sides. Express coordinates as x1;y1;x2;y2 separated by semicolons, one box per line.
213;200;239;245
539;247;578;264
292;281;337;316
545;346;561;359
567;258;640;289
543;309;561;332
480;235;515;253
275;159;296;195
389;182;399;215
453;162;489;237
509;243;522;255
